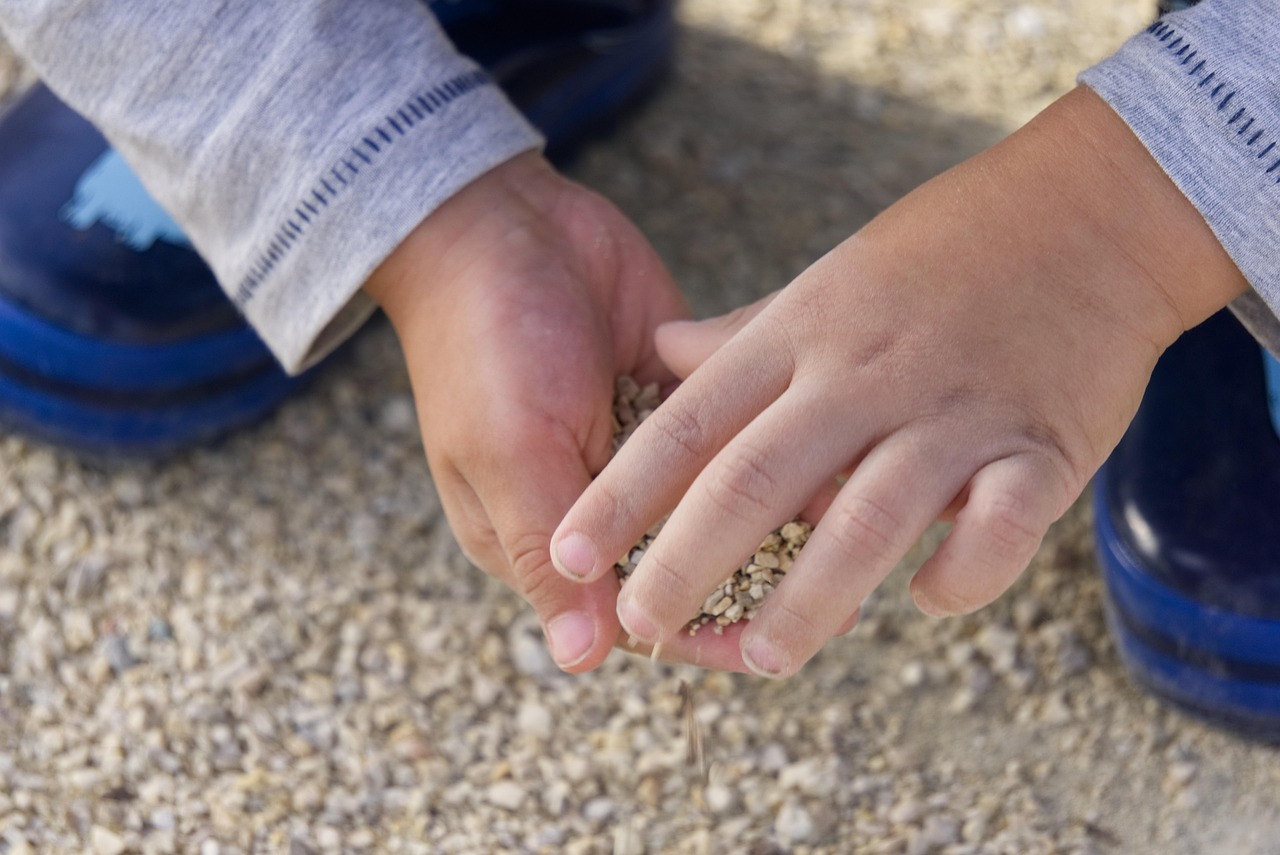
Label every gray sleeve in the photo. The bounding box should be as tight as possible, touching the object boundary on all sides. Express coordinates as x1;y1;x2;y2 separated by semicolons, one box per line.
0;1;544;373
1079;0;1280;355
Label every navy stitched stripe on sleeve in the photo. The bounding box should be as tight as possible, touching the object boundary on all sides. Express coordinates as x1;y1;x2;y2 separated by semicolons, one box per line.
231;68;494;309
1143;20;1280;193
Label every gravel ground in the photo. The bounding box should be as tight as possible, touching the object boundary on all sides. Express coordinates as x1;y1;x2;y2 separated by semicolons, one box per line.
4;1;1280;853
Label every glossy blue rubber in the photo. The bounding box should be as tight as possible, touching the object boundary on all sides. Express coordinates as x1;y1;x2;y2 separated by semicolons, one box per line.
0;0;677;456
1094;310;1280;740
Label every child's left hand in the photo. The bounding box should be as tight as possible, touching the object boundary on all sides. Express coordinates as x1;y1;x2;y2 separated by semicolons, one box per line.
551;87;1248;677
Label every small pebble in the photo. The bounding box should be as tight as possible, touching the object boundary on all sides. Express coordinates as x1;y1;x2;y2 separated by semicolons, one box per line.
101;636;137;675
516;702;553;740
705;784;738;814
1167;761;1197;788
582;797;615;823
921;815;961;847
889;797;923;824
379;396;417;435
487;781;527;811
506;615;558;679
775;801;815;844
89;826;126;855
147;618;174;641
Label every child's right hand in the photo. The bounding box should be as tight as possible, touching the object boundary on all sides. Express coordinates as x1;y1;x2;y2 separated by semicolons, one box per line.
552;86;1249;677
363;151;691;673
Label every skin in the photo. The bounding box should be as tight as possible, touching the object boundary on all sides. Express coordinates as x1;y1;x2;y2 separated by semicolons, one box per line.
363;150;691;673
550;86;1249;677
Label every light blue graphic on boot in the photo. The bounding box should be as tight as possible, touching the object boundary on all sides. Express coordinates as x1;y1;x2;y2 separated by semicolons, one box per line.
1263;348;1280;440
60;149;192;251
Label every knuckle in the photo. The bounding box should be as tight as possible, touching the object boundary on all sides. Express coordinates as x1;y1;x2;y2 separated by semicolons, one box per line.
827;494;901;567
506;531;554;588
702;445;778;519
754;600;822;676
978;491;1043;562
581;478;629;535
634;550;697;622
645;404;710;464
786;285;829;339
772;598;821;644
520;565;564;615
1013;416;1087;499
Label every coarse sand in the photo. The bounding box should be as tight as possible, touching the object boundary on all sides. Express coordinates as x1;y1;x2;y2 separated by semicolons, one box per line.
2;2;1279;852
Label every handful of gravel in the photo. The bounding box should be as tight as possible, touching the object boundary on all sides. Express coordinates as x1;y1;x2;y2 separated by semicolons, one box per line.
611;377;812;636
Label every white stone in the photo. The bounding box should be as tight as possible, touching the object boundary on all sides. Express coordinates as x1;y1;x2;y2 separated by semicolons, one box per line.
488;781;527;811
379;397;417;435
533;826;565;848
542;781;570;817
90;826;127;855
507;619;557;678
516;702;553;740
888;797;923;824
921;815;961;847
582;797;615;822
775;801;815;844
758;743;789;772
561;754;590;783
315;827;341;849
471;675;501;708
1006;5;1046;39
61;610;95;652
900;660;926;688
975;624;1019;673
705;784;737;814
1168;761;1198;788
779;758;833;797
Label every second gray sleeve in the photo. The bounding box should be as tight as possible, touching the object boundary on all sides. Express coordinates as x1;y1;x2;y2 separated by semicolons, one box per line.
1080;0;1280;354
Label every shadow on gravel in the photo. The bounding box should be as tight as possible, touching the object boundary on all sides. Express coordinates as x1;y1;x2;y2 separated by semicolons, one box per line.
566;24;1008;316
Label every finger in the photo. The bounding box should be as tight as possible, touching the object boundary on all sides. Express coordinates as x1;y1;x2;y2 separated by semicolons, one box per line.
796;473;849;525
430;459;510;582
552;321;794;585
909;453;1067;618
655;291;782;380
835;609;861;637
478;429;624;673
615;387;864;646
938;485;970;523
739;434;976;678
618;622;753;673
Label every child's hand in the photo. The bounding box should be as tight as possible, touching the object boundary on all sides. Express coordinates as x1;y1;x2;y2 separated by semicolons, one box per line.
363;151;690;673
551;87;1248;677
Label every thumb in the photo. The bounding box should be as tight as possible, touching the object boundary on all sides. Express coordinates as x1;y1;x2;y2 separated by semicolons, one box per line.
654;290;781;379
485;434;622;674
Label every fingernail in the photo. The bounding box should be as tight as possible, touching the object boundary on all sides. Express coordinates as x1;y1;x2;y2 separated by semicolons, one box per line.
659;319;699;332
911;587;950;618
742;639;787;678
617;600;659;644
546;611;596;668
553;532;597;580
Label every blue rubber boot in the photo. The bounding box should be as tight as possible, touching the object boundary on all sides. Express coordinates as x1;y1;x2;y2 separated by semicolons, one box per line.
1095;309;1280;740
0;0;676;456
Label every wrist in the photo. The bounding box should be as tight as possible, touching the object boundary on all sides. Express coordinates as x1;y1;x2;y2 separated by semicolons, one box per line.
998;86;1248;348
362;150;561;329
